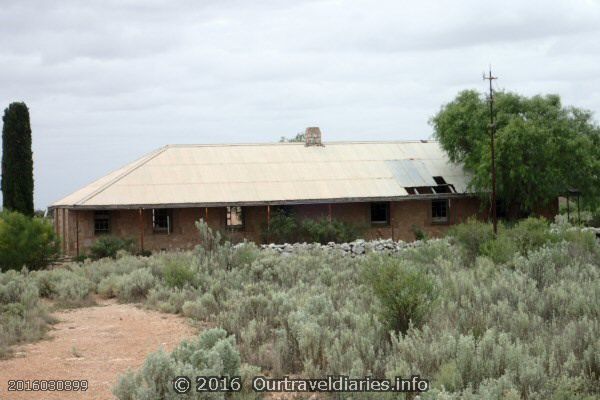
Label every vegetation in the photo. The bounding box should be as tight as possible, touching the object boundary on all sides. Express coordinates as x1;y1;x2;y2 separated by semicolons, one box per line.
0;218;598;398
113;328;250;399
279;132;305;142
0;269;54;358
431;91;600;216
2;102;34;216
0;210;59;271
263;210;365;243
88;235;135;260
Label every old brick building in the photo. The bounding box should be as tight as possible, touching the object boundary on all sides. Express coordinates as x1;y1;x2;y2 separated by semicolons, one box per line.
50;128;517;256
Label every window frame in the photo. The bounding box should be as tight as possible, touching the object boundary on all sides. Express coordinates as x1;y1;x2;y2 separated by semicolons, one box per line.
152;208;173;234
226;206;244;230
370;202;390;226
94;210;111;235
431;199;449;224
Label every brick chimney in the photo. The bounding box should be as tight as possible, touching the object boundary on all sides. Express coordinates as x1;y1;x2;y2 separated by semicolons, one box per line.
305;127;323;146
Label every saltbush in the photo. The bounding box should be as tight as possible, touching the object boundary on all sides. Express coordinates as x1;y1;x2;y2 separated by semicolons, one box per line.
113;328;241;399
114;268;156;302
0;211;59;271
32;267;93;307
0;270;52;358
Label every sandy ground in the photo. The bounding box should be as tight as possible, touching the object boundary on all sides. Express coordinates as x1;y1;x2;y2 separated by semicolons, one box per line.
0;299;197;400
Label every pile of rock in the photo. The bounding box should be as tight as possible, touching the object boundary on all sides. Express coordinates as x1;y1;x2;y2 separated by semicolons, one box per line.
258;238;432;256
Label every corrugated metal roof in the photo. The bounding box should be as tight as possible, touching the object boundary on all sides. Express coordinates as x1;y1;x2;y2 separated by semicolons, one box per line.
51;141;472;208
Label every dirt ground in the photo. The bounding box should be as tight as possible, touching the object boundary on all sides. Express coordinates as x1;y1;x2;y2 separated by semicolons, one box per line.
0;298;197;400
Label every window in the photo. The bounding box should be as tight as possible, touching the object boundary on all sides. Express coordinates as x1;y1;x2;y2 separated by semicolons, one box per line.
226;206;244;229
433;176;447;185
431;199;449;223
371;202;390;225
94;211;110;234
153;209;172;233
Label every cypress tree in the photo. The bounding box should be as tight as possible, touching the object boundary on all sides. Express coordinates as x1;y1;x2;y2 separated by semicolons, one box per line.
1;102;34;216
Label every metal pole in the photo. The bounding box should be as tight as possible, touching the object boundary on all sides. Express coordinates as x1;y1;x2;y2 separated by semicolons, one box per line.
484;67;498;235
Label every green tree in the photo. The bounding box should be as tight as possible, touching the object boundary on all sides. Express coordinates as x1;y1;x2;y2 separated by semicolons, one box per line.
431;90;600;216
0;210;59;271
1;102;34;216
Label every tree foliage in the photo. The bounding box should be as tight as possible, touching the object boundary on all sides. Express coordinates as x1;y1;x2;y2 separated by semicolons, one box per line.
1;102;34;216
0;210;59;271
431;90;600;215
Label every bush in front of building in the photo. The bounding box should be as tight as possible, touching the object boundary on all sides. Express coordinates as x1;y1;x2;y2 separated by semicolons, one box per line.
0;210;59;271
88;235;135;260
363;255;437;334
262;210;365;244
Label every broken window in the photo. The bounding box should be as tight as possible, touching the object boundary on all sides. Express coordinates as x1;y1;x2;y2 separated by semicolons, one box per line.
94;211;110;235
371;202;390;225
227;206;244;228
431;199;449;223
433;176;446;185
153;209;172;233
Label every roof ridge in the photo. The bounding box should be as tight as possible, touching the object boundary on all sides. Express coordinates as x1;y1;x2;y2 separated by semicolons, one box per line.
165;139;437;148
75;146;169;206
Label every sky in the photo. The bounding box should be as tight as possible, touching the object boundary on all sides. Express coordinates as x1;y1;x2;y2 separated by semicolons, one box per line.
1;0;600;209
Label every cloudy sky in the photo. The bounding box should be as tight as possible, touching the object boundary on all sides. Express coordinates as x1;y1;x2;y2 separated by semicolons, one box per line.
1;0;600;209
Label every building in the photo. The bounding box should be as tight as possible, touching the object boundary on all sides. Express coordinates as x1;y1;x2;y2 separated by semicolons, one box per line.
50;128;508;256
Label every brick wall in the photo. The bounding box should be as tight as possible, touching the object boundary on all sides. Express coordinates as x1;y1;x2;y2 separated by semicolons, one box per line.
55;196;489;256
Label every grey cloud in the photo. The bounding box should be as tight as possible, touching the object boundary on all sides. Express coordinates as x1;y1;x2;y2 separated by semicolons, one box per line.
0;0;599;208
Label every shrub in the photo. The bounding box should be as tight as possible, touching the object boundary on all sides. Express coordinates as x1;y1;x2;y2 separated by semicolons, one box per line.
506;217;554;255
480;231;518;264
447;218;494;263
113;328;242;399
411;224;428;241
261;210;298;243
32;267;93;307
89;235;134;260
299;218;364;244
162;260;195;289
364;255;437;333
0;211;59;271
0;270;52;358
262;210;365;244
114;269;156;302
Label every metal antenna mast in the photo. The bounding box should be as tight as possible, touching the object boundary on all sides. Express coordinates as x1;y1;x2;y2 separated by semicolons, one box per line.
483;67;498;235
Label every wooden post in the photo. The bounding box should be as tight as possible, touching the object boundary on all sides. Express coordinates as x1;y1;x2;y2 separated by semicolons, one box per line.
566;195;570;223
75;210;79;257
390;202;395;241
205;207;208;222
61;208;66;254
328;203;332;222
267;205;271;227
139;208;144;252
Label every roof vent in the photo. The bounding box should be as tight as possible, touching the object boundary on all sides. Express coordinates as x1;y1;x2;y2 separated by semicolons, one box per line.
305;127;323;146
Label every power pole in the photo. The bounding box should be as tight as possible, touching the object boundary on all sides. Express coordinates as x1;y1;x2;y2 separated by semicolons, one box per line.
483;67;498;235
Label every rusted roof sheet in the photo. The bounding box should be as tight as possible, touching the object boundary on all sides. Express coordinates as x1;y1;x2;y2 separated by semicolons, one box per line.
51;141;472;208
